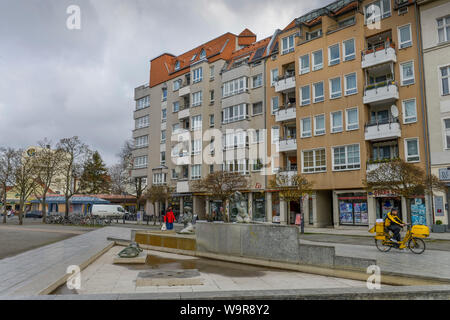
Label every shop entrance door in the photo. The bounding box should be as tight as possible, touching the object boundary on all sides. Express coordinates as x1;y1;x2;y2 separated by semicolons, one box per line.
376;197;402;220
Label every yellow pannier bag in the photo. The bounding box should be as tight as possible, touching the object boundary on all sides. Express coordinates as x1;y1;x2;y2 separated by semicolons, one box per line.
375;222;385;233
375;234;386;240
411;225;430;238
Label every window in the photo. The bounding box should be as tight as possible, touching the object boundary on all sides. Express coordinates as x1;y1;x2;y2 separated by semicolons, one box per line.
171;169;178;180
161;108;167;122
222;77;248;97
175;61;180;71
437;16;450;43
302;149;326;173
191;115;202;130
192;91;203;107
400;61;415;86
398;24;412;49
333;144;360;171
365;0;391;24
301;117;312;138
299;54;310;74
172;101;180;113
222;104;248;123
135;135;148;148
252;102;263;115
210;66;215;79
306;29;322;41
209;165;214;174
343;39;355;61
210;90;214;102
329;77;342;99
162;88;167;101
223;159;249;174
191;164;201;180
251;129;264;143
314;114;325;136
271;69;279;85
224;131;246;149
209;114;214;127
191;139;202;155
282;34;295;54
271;126;279;143
313;81;324;103
191;54;197;61
134;156;148;169
441;66;450;95
173;79;181;91
200;49;206;59
136;96;149;110
153;173;166;185
271;96;279;114
192;67;203;83
402;99;417;124
328;44;340;66
252;74;263;88
161;130;166;143
160;152;166;165
312;50;323;71
252;158;264;172
405;138;420;162
136;115;149;129
331;111;343;133
346;107;359;130
172;123;180;133
300;85;310;106
344;72;357;95
444;119;450;149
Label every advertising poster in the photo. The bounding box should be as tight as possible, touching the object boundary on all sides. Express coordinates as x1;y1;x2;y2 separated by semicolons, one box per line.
339;201;354;224
411;201;427;226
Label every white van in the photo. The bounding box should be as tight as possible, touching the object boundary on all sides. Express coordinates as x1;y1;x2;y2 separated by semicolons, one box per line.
91;204;126;218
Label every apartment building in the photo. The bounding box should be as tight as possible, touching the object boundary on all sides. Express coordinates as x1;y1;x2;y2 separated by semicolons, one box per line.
266;0;430;228
418;0;450;226
132;31;271;220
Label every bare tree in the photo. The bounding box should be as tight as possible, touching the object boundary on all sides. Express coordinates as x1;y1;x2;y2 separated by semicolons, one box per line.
192;171;248;222
269;173;314;233
108;163;130;194
32;139;65;223
13;150;38;225
141;185;172;225
56;136;90;218
0;148;18;224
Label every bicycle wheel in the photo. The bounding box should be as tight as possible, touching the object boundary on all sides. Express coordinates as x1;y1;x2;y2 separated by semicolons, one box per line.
408;237;426;254
375;239;392;252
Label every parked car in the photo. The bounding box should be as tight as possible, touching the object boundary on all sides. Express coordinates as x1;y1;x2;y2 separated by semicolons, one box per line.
91;204;126;218
25;211;43;218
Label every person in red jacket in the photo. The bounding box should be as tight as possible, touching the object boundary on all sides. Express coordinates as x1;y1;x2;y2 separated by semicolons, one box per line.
164;207;175;230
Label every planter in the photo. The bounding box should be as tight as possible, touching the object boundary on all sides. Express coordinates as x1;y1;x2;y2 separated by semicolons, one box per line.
432;224;447;233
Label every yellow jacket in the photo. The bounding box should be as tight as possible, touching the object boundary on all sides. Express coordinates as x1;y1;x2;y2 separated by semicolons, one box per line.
385;211;404;227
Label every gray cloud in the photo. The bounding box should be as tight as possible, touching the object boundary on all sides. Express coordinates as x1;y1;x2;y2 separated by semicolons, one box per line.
0;0;328;165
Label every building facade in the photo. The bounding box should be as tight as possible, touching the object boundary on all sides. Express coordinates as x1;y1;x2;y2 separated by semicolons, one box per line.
418;0;450;226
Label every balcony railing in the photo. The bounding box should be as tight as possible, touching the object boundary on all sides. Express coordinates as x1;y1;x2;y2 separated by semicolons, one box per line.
179;84;190;97
275;105;296;122
178;105;190;119
274;72;296;93
363;81;399;105
361;42;396;69
364;117;401;141
278;137;297;152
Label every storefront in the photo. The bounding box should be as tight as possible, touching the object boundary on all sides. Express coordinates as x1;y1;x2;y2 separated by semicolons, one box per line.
288;201;301;225
338;193;369;226
271;192;280;223
252;192;265;222
373;190;403;221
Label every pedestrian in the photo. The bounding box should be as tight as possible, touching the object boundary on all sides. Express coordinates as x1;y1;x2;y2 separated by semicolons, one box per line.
164;206;175;230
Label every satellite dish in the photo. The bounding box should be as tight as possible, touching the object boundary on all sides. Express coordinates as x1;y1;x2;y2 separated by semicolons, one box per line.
390;105;399;118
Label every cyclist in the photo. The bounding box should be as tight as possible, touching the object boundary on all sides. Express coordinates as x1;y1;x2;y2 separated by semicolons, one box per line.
384;208;406;243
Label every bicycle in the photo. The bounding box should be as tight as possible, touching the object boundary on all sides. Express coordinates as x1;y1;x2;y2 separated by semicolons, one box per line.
369;223;429;254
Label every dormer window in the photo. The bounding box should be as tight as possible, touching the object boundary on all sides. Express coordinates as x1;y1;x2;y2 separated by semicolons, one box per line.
175;60;180;70
191;54;197;62
200;49;206;59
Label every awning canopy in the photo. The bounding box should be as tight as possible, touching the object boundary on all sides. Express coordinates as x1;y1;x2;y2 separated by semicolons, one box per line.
30;196;110;205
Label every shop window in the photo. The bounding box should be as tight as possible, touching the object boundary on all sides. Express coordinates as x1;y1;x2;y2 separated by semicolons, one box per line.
338;193;368;225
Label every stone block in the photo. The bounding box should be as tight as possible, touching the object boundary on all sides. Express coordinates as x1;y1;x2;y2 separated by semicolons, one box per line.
298;244;335;267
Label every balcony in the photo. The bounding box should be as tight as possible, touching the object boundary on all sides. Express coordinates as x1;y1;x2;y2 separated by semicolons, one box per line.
277;168;298;186
179;85;190;97
364;118;401;141
363;81;399;105
278;138;297;152
275;106;296;122
178;106;190;120
274;73;296;93
361;44;397;69
176;180;190;193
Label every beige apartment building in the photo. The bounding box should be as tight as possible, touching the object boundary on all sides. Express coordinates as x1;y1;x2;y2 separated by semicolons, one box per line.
418;0;450;226
266;0;431;228
132;31;272;220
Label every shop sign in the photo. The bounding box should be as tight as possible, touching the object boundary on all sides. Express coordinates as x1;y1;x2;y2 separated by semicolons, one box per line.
372;190;398;197
435;196;445;217
438;168;450;181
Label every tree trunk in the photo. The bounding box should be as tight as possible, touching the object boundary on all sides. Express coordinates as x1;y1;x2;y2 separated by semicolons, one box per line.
19;199;24;225
41;196;47;223
153;202;156;225
65;197;70;219
2;191;6;224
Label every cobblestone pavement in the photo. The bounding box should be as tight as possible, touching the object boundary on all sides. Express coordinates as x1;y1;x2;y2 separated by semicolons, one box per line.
300;239;450;281
0;227;131;297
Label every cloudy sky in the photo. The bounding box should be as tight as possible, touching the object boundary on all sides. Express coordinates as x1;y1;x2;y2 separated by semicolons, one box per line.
0;0;328;166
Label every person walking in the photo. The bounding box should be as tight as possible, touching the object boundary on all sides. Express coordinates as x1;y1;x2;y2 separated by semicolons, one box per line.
164;206;176;230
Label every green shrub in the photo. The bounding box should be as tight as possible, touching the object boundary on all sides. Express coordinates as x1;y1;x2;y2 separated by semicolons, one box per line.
436;220;443;225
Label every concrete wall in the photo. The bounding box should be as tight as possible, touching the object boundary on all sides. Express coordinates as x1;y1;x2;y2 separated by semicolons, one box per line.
196;222;376;270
